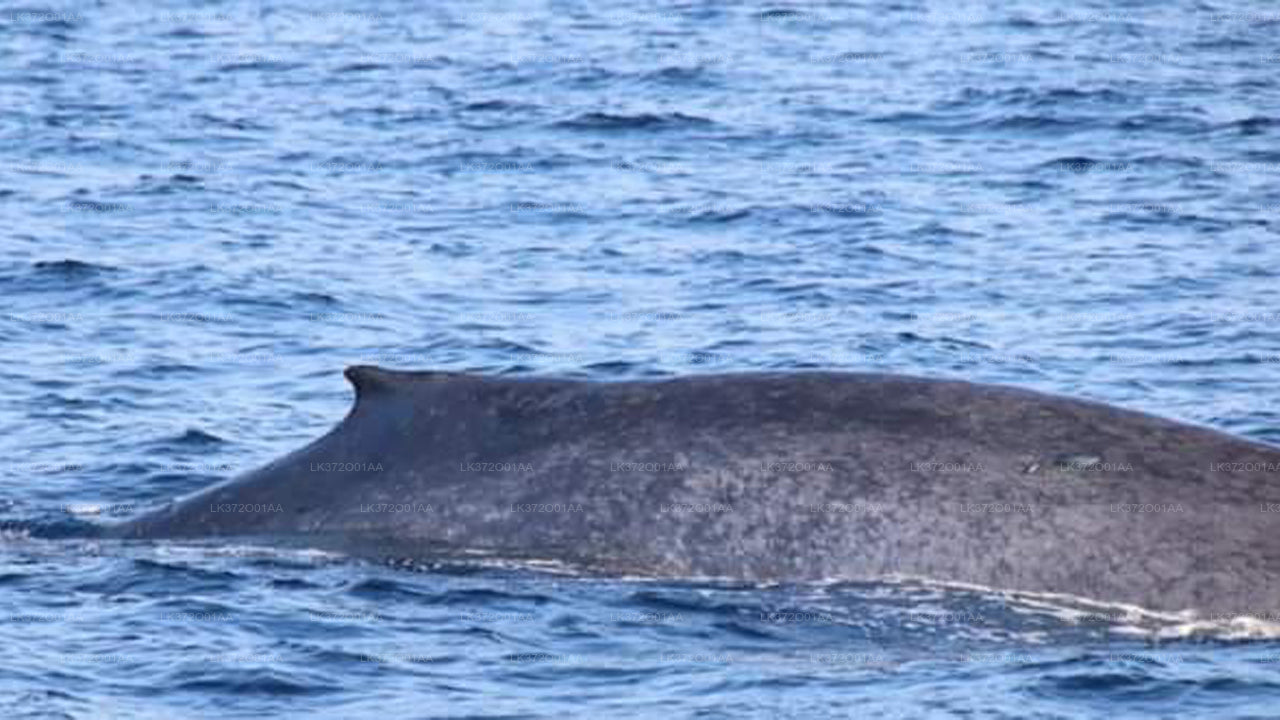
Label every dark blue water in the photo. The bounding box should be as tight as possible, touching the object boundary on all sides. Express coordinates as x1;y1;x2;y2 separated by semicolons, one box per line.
3;0;1280;717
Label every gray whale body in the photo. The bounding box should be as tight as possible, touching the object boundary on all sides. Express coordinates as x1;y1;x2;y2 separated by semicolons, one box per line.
112;366;1280;616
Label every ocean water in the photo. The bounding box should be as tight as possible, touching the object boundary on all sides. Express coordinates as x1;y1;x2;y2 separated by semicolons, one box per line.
3;0;1280;717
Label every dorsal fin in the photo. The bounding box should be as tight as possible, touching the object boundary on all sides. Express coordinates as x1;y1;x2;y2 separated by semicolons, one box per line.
343;365;466;401
344;365;397;399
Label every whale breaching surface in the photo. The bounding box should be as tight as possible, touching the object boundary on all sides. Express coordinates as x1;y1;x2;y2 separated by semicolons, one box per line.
112;366;1280;617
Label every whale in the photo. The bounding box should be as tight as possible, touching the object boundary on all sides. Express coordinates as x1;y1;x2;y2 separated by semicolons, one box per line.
110;365;1280;617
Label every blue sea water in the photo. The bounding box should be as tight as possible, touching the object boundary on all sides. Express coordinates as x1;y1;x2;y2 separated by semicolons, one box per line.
2;0;1280;717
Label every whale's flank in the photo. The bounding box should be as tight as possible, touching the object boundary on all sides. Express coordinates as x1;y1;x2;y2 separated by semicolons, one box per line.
111;366;1280;616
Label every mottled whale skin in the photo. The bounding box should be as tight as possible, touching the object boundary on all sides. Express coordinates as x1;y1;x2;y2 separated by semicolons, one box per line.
112;366;1280;616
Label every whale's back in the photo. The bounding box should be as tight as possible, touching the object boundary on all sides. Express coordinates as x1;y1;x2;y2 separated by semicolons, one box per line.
111;368;1280;616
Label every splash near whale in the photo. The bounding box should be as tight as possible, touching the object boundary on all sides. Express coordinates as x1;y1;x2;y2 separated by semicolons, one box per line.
111;366;1280;617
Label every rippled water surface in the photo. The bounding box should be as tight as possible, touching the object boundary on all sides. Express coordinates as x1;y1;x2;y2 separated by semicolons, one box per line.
3;0;1280;717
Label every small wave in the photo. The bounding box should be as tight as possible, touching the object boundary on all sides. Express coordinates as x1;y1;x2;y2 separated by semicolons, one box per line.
216;60;307;73
983;114;1092;132
1115;114;1209;133
868;110;1092;135
1032;87;1134;107
145;429;227;451
345;577;554;606
1168;354;1278;368
1221;116;1279;135
194;113;271;132
552;111;715;132
948;86;1133;110
160;27;217;39
1123;154;1207;171
911;221;982;240
334;62;391;73
685;207;753;223
896;332;992;350
345;578;431;599
10;259;131;297
31;259;115;277
461;99;523;112
172;668;339;696
640;66;716;87
290;290;340;305
118;362;206;378
582;360;645;376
